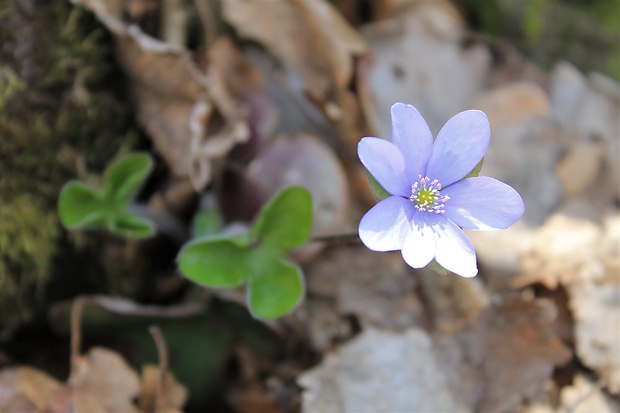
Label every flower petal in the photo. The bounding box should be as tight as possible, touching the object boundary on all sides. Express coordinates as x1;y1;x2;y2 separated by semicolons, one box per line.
401;210;436;268
358;137;410;197
433;215;478;277
390;103;434;182
359;196;415;251
442;177;525;230
426;110;490;187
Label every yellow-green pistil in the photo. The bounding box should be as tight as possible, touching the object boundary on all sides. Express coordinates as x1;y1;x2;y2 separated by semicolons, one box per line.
409;175;450;214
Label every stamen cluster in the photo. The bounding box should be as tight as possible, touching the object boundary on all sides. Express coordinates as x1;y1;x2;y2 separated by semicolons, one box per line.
409;175;449;214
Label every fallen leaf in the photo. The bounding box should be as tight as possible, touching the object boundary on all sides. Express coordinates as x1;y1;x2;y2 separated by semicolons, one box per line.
222;0;368;152
71;0;250;189
139;364;188;412
304;246;425;346
69;347;141;413
0;367;62;412
435;298;573;413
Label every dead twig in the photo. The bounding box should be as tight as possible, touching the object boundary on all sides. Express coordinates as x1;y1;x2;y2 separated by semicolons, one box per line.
69;295;207;367
148;326;169;412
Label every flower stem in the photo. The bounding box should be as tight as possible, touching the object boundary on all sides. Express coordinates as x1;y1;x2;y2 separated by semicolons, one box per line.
311;232;361;245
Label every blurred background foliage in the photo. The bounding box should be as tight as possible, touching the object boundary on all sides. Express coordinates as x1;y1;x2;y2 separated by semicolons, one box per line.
459;0;620;79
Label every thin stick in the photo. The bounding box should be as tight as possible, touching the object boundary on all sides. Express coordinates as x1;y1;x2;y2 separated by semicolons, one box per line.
149;326;168;411
69;295;207;368
70;296;87;366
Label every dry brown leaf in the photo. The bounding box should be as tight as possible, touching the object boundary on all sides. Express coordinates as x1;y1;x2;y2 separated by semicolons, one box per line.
222;0;365;103
222;0;368;151
435;298;573;413
69;347;141;413
139;364;188;413
0;367;62;412
71;0;250;190
227;389;284;413
302;244;428;352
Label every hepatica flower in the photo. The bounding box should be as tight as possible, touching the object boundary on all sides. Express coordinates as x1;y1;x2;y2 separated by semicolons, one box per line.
358;103;524;277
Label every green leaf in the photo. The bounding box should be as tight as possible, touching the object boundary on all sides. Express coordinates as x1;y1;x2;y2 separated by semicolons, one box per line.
109;213;155;239
58;181;105;228
178;235;252;288
252;186;313;250
104;153;153;204
247;255;304;319
192;208;223;239
464;158;484;179
366;170;391;201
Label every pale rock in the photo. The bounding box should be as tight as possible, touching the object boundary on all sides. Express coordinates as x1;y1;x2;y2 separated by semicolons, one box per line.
559;374;620;413
298;328;469;413
522;374;620;413
549;61;587;123
555;139;606;198
482;118;571;225
546;62;618;204
517;214;603;288
466;222;535;287
563;216;620;393
364;2;490;136
470;81;550;130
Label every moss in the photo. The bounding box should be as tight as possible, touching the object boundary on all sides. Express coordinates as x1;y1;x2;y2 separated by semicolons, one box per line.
0;0;143;339
0;196;58;339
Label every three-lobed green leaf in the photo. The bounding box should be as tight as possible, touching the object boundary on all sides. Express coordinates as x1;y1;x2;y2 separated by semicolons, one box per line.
178;235;252;288
251;186;313;249
179;186;313;319
58;153;154;239
104;152;153;204
58;182;106;228
247;255;304;319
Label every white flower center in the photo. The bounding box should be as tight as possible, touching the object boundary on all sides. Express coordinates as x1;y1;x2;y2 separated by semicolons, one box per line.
409;175;449;214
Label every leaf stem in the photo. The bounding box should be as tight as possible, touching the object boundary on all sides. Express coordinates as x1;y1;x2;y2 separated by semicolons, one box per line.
127;203;188;242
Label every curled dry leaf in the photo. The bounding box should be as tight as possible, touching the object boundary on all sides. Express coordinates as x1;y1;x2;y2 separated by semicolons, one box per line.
222;0;369;152
139;365;188;413
71;0;249;190
69;347;142;413
434;298;572;413
0;367;62;412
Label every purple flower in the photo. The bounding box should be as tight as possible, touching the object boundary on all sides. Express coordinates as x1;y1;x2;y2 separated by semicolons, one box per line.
358;103;524;277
